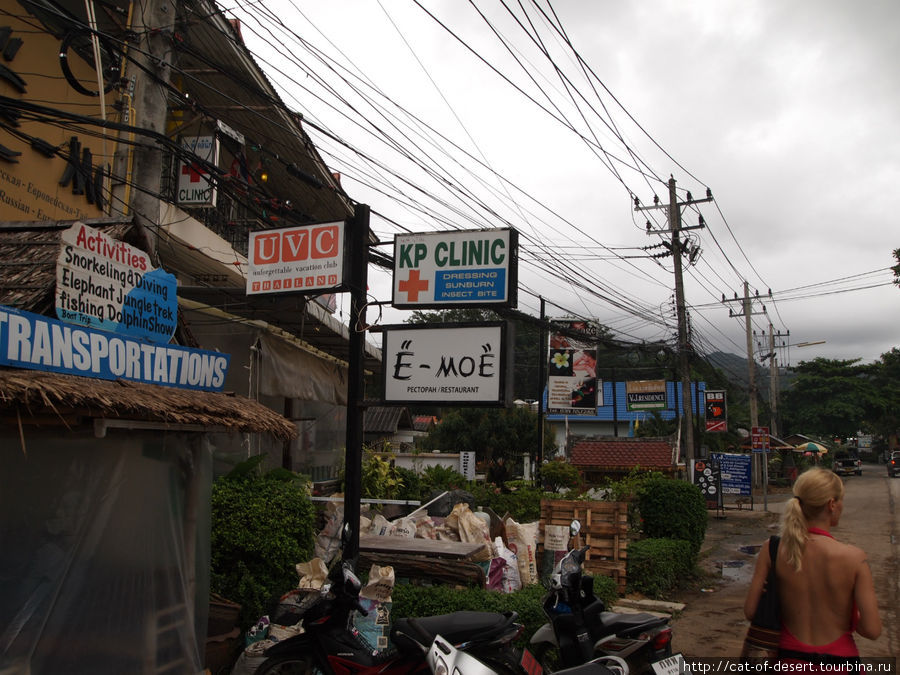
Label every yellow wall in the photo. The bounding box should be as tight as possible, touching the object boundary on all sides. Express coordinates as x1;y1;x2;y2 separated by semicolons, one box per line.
0;13;118;221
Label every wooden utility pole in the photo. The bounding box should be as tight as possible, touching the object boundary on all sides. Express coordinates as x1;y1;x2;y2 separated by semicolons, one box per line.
768;322;778;437
742;281;759;429
723;284;769;491
636;177;712;465
669;178;695;463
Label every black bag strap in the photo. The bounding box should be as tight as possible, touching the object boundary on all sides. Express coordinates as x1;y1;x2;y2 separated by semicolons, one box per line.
768;536;780;579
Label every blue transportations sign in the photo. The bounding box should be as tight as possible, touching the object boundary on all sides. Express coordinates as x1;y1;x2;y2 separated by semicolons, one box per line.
0;305;230;391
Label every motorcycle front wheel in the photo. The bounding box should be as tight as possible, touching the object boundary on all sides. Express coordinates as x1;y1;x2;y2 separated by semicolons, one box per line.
254;654;323;675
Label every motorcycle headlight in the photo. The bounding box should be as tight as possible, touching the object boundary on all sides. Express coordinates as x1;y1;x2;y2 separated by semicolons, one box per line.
560;555;581;577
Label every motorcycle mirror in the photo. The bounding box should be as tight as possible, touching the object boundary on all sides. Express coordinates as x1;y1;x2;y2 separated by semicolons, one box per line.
569;520;582;537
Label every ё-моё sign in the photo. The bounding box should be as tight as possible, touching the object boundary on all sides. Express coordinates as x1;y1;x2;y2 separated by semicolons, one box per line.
392;229;518;309
380;322;511;405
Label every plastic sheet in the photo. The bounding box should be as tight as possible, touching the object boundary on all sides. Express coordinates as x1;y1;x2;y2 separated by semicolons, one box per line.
1;430;212;674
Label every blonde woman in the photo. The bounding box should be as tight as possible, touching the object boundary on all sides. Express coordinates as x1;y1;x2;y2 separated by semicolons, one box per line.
744;468;881;665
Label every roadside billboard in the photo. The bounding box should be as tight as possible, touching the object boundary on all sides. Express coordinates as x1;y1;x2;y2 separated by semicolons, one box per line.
704;390;727;432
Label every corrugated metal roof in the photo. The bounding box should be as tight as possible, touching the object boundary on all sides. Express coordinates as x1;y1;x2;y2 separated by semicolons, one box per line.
571;437;675;469
364;406;414;434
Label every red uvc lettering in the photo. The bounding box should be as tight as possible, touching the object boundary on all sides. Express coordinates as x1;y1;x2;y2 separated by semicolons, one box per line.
253;225;340;265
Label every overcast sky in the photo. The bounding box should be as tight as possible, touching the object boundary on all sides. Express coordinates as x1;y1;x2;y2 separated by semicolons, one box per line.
220;0;899;367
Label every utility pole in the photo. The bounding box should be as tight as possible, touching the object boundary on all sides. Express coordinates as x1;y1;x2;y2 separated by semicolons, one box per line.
723;284;770;491
110;0;175;258
636;177;712;465
768;323;778;437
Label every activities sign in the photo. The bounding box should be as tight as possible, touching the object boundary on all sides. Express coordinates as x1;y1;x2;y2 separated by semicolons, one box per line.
247;221;346;295
56;222;177;344
392;229;518;308
0;305;230;391
381;322;510;405
625;380;667;411
704;390;727;432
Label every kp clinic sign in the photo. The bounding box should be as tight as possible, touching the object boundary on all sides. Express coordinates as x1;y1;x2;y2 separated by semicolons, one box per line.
247;221;346;295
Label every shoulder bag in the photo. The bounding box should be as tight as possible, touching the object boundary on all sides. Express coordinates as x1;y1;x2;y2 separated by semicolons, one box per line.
742;535;781;655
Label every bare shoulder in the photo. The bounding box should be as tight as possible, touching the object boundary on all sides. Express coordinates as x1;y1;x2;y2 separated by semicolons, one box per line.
839;540;868;565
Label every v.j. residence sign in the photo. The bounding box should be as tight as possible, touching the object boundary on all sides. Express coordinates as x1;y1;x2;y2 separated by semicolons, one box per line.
392;229;518;309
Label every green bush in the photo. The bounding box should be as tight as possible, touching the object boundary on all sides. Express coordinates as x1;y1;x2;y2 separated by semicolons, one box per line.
210;459;316;629
539;460;582;492
391;575;618;645
421;464;469;491
635;476;707;561
626;538;694;598
469;482;545;521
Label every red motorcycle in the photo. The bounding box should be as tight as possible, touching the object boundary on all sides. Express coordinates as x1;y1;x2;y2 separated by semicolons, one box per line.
254;561;525;675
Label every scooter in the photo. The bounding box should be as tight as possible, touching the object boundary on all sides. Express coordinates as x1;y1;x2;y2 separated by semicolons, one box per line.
529;522;674;674
418;628;630;675
253;558;524;675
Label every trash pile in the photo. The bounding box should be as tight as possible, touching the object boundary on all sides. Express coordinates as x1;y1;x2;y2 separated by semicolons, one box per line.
231;498;553;673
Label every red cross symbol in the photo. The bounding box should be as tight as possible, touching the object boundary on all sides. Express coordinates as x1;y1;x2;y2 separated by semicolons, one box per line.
182;162;207;182
398;269;429;302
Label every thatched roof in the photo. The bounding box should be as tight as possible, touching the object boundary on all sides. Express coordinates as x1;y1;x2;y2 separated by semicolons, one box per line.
0;220;133;315
0;368;297;440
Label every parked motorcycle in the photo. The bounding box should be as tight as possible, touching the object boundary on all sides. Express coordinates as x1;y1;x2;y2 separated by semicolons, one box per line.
418;629;629;675
529;522;674;674
253;559;524;675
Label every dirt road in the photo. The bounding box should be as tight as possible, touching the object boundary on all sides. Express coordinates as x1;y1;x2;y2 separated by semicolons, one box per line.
665;469;899;658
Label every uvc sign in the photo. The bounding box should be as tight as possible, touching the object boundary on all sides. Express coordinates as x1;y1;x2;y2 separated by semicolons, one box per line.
247;221;346;295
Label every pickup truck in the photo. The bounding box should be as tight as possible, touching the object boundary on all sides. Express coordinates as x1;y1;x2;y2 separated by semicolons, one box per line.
833;451;862;476
888;451;900;478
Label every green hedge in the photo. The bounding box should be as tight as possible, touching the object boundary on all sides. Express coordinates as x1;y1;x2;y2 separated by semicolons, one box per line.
635;476;707;561
210;463;316;629
626;538;694;598
391;574;618;645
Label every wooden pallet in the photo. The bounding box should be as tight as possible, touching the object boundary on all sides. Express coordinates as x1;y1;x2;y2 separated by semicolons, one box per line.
540;499;630;594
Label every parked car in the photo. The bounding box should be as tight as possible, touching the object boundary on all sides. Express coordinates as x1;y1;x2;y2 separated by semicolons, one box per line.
888;451;900;478
833;450;862;476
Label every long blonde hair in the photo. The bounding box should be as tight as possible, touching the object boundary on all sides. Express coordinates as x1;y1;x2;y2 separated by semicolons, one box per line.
780;467;844;572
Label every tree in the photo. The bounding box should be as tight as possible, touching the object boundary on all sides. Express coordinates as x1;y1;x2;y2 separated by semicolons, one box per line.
419;405;553;464
868;348;900;444
892;248;900;288
780;357;876;441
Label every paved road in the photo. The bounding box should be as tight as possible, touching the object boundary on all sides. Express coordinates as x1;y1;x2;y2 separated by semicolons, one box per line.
669;466;899;658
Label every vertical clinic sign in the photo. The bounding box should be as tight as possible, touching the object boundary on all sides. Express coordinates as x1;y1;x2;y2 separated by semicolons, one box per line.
55;222;177;343
392;229;518;308
177;135;219;207
247;221;346;295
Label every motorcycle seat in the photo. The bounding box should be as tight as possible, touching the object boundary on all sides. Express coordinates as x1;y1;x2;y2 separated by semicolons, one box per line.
599;611;668;637
392;610;519;652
